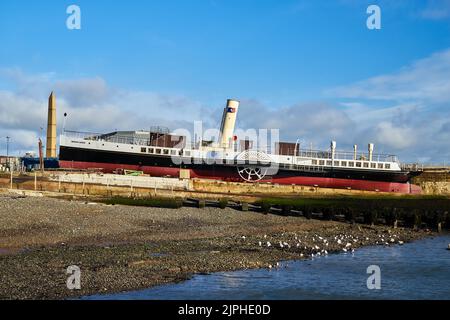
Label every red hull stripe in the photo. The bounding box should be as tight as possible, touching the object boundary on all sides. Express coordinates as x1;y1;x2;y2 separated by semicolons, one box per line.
59;160;422;194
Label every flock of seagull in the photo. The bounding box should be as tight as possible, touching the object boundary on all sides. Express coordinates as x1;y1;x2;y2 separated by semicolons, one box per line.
240;231;407;269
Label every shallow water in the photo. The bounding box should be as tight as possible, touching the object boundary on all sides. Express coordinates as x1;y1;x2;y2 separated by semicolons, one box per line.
83;234;450;300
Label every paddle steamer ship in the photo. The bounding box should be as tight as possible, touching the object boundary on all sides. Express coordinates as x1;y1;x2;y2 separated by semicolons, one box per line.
59;99;422;193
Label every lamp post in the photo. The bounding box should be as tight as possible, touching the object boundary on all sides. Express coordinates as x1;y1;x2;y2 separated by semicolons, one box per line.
63;112;67;132
6;136;10;169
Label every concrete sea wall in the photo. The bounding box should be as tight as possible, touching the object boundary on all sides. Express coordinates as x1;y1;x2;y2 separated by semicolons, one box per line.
412;168;450;195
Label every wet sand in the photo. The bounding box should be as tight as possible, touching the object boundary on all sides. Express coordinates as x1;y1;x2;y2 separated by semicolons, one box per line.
0;193;431;299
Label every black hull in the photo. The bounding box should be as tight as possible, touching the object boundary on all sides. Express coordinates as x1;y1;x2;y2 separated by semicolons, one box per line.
59;146;416;183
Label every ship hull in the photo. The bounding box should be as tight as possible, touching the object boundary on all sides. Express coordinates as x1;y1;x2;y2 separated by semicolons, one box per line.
59;146;422;194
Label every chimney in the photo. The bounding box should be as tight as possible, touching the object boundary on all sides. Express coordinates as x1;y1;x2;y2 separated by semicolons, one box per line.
353;145;357;160
219;99;240;148
46;92;57;158
330;140;336;162
368;143;374;162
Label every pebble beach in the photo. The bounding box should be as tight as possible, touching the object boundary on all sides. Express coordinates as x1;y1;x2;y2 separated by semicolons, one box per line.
0;192;432;299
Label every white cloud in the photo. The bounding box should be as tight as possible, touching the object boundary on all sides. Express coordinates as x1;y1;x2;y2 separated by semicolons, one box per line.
237;99;355;147
2;54;450;164
329;49;450;103
327;48;450;163
374;122;416;150
0;69;212;156
54;77;109;108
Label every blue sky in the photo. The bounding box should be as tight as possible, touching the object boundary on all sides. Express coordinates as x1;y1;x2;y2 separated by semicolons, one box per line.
0;0;450;162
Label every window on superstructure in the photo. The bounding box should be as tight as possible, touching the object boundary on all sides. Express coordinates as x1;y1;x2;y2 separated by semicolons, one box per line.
155;149;161;154
163;149;169;155
356;162;362;168
378;163;383;169
334;161;339;166
363;162;369;168
385;163;391;169
141;147;147;153
326;160;332;166
312;159;317;165
341;161;347;167
170;150;176;155
349;161;354;167
148;148;154;153
371;163;376;169
319;160;325;166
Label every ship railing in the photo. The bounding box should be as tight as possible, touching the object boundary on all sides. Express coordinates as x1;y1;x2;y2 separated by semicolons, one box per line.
235;147;397;162
63;130;104;140
401;163;424;171
63;130;185;148
294;150;398;163
63;130;144;145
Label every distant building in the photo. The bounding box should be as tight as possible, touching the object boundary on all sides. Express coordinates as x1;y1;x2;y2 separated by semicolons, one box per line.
0;156;21;172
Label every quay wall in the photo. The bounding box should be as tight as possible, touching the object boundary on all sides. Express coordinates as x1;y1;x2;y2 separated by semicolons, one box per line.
412;168;450;195
0;172;423;199
1;168;450;199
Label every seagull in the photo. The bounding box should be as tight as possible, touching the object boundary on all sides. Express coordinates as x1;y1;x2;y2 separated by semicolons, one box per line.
342;248;347;252
241;236;246;240
267;241;271;247
345;243;352;248
258;241;262;247
264;234;267;239
279;242;284;248
337;239;342;244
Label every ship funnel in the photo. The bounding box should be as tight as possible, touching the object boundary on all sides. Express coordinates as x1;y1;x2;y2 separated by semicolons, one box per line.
46;92;57;158
353;145;357;160
330;140;336;161
368;143;374;161
219;99;240;148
